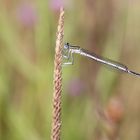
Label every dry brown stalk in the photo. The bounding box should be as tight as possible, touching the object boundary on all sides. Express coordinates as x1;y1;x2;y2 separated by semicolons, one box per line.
51;7;64;140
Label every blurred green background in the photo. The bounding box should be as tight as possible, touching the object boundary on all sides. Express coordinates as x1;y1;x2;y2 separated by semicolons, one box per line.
0;0;140;140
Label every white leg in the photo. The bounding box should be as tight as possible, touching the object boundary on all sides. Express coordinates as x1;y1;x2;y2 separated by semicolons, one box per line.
63;52;74;66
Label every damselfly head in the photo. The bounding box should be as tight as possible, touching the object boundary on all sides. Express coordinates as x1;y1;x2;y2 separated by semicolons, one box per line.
64;43;70;50
62;43;70;60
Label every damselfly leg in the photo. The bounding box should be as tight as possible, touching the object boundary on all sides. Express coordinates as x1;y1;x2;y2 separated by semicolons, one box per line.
63;43;74;65
63;51;74;65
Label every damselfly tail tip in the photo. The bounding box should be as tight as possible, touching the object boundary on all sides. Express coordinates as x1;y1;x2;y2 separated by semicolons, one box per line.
128;70;140;77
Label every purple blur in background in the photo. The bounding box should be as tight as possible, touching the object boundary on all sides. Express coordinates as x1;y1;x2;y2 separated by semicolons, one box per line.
67;78;85;96
49;0;72;11
16;3;37;27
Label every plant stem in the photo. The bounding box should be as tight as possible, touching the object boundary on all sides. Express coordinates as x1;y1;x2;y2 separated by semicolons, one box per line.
51;7;64;140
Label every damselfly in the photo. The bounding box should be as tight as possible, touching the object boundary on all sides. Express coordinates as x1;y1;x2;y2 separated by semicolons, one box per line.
63;43;140;77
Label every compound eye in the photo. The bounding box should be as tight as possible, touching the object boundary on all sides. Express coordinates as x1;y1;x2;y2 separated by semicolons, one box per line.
64;43;69;50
